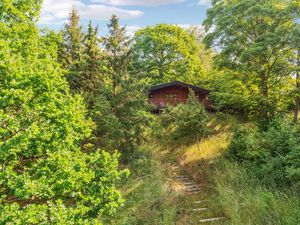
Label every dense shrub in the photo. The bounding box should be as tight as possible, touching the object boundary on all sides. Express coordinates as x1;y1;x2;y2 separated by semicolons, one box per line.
159;91;208;143
227;118;300;188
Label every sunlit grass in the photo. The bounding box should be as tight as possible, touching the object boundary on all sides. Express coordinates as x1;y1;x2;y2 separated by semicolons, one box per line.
178;112;240;165
175;113;300;225
180;133;229;164
207;112;242;133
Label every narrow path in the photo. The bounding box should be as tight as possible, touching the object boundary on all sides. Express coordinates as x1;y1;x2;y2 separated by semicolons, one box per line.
172;166;225;225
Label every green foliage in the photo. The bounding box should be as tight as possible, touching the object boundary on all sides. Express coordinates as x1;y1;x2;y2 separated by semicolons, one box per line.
212;160;300;225
0;3;126;224
204;0;300;127
81;21;104;106
60;11;104;102
205;70;257;114
228;119;300;188
84;15;152;153
59;13;150;153
159;91;208;142
91;83;151;152
172;91;208;140
59;8;85;90
102;148;182;225
103;15;131;96
291;24;300;122
132;24;204;84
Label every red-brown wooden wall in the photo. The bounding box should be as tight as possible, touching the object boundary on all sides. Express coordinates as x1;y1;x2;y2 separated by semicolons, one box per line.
149;86;211;109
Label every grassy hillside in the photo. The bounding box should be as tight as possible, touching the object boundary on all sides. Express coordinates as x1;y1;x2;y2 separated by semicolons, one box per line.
174;113;300;225
102;147;191;225
104;113;300;225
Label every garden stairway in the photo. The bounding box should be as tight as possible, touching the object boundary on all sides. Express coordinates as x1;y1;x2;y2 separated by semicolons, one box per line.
173;167;225;224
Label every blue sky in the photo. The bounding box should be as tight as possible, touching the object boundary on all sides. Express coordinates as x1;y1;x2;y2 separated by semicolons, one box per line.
39;0;211;35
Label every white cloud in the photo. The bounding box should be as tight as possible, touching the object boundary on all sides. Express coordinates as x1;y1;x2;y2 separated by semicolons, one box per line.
39;0;143;24
198;0;211;6
91;0;185;6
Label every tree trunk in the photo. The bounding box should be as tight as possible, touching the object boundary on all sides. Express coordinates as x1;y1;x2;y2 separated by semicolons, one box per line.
262;75;269;99
257;74;271;130
159;67;163;80
294;51;300;123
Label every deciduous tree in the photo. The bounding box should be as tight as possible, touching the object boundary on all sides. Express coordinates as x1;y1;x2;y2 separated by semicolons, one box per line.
291;25;300;123
132;24;204;85
204;0;300;127
0;2;126;223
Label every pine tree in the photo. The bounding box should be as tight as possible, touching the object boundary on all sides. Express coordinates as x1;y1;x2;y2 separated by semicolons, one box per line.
103;15;131;96
59;8;84;90
82;21;104;108
91;15;150;153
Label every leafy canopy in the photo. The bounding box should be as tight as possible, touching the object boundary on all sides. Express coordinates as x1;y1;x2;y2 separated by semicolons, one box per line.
204;0;300;126
0;2;126;224
132;24;204;85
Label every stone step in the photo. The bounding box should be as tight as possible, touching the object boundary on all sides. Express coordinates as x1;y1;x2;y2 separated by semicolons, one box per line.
187;191;200;194
199;217;223;223
176;177;190;181
193;200;207;204
192;208;209;212
182;182;195;185
185;185;201;188
186;188;201;192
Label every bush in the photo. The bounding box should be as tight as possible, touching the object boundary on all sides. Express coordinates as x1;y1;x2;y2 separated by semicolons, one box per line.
160;91;208;142
227;118;300;188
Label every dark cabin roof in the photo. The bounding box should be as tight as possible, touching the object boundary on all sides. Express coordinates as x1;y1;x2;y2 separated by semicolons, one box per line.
150;81;210;94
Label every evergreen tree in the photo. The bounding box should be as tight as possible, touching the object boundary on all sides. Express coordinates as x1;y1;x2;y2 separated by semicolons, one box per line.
59;8;84;90
82;21;104;108
103;15;131;96
91;15;150;153
0;2;126;223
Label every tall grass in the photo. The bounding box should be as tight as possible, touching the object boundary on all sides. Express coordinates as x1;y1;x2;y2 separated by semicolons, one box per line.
105;112;300;224
177;113;300;225
212;160;300;225
102;148;184;225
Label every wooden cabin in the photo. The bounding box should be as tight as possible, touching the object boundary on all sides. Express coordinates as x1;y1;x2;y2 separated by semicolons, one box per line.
148;81;212;111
